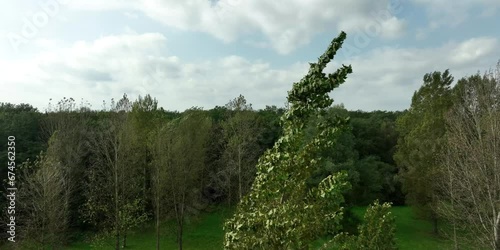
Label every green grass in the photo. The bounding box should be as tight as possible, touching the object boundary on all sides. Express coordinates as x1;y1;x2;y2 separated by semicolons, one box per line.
67;207;232;250
65;206;451;249
352;206;451;250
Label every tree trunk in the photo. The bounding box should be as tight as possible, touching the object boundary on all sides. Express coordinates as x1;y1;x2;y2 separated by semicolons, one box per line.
178;222;183;250
122;233;127;248
227;171;231;207
115;230;120;250
432;213;438;236
238;145;242;201
176;203;184;250
494;211;500;250
115;150;120;250
156;197;160;250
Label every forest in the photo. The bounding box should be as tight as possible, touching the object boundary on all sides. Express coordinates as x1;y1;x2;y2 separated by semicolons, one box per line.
0;32;499;250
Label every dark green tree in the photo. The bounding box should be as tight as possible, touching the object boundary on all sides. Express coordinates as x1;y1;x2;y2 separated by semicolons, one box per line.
394;70;454;234
222;95;261;203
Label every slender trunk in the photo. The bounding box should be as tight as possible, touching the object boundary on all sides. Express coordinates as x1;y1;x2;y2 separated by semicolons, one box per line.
122;233;127;248
178;219;183;250
115;230;120;250
494;211;500;250
115;144;120;250
156;191;160;250
156;218;160;250
432;213;438;236
155;154;161;250
178;195;185;250
227;170;231;206
238;145;242;201
175;203;184;250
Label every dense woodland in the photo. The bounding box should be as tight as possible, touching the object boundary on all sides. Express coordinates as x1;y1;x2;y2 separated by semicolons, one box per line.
0;32;499;249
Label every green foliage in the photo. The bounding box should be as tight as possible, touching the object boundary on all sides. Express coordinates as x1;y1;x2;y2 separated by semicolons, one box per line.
394;70;454;226
154;109;213;249
16;132;70;249
223;31;354;249
306;107;401;206
322;201;397;250
0;103;45;193
82;95;148;249
222;95;262;203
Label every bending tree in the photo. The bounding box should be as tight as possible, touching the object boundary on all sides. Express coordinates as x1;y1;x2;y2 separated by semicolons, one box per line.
224;31;357;249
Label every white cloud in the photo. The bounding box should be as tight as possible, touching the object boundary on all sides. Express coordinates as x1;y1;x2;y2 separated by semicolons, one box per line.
449;37;498;65
331;37;499;110
65;0;407;54
412;0;500;28
0;33;498;112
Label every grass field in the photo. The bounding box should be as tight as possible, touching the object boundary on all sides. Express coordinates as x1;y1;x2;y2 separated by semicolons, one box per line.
65;206;451;249
351;206;451;250
67;208;231;249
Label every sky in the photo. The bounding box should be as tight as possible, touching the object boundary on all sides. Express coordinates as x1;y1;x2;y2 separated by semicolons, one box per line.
0;0;499;112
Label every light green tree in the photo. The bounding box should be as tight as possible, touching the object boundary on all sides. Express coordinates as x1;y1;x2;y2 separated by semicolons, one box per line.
322;201;396;250
17;132;70;249
224;31;354;249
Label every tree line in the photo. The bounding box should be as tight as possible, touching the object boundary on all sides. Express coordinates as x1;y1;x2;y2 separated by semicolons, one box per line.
395;62;500;249
0;94;401;249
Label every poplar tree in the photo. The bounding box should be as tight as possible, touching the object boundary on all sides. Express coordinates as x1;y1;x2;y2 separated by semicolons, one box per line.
224;31;354;249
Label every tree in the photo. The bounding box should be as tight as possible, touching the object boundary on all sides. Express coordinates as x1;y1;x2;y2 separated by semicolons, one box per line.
438;64;500;249
163;109;212;250
131;94;160;202
83;94;147;250
322;201;396;250
394;70;454;234
40;97;93;230
224;31;356;249
222;95;261;203
17;132;70;249
150;123;170;250
0;103;45;203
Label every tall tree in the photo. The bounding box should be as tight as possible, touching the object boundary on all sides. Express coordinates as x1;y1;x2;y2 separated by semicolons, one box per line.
165;109;212;250
40;97;93;230
17;132;70;249
224;31;356;249
83;94;147;250
131;94;159;203
394;70;454;234
438;64;500;249
222;95;261;203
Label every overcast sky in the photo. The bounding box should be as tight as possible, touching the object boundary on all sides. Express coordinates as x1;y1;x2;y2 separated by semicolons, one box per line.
1;0;499;112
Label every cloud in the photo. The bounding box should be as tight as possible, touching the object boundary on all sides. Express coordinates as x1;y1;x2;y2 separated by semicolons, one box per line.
0;33;497;112
412;0;500;28
331;36;499;110
66;0;407;54
0;32;302;111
